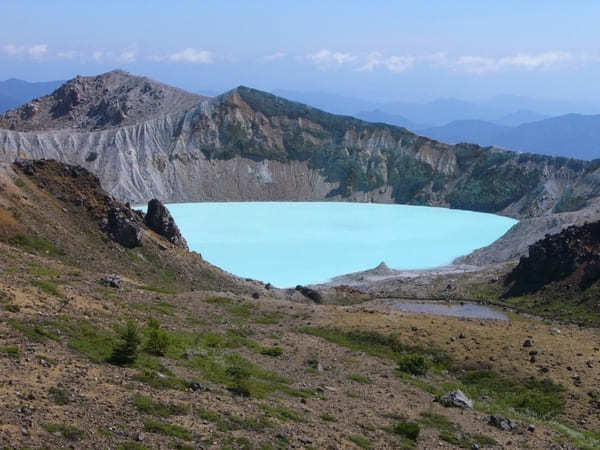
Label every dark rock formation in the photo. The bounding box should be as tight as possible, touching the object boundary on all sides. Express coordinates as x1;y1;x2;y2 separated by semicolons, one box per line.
295;285;323;303
489;414;516;431
504;220;600;296
144;199;188;249
104;208;142;248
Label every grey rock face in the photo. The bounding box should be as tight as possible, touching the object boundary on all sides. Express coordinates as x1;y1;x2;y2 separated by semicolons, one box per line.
438;389;473;409
144;199;188;249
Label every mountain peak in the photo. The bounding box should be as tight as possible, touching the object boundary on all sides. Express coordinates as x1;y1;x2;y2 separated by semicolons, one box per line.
0;70;205;132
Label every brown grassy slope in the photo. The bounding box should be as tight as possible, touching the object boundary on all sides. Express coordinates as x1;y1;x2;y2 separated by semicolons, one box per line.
0;160;598;449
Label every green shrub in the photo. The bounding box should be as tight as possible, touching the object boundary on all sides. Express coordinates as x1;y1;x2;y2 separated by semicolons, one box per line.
144;318;169;356
49;386;70;405
260;346;284;357
109;321;140;366
392;420;420;441
397;354;427;376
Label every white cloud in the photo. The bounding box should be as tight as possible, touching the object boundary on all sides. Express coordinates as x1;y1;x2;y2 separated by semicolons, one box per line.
119;48;137;63
57;50;78;59
92;50;105;62
169;48;213;64
1;43;48;59
306;49;357;68
360;52;415;73
27;44;47;59
2;43;23;55
452;51;575;74
262;51;287;62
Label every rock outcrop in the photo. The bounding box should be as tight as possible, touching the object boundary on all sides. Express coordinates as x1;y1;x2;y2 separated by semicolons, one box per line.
144;199;188;249
504;219;600;296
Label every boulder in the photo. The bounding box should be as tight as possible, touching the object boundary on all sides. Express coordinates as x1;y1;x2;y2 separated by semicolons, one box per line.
489;414;516;431
144;199;188;250
438;389;473;409
102;274;122;289
105;207;142;248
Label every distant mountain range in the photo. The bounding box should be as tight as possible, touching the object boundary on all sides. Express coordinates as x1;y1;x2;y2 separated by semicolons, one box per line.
2;79;600;159
419;114;600;160
0;78;64;113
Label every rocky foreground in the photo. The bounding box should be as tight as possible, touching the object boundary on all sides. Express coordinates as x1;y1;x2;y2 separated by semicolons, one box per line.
0;159;599;449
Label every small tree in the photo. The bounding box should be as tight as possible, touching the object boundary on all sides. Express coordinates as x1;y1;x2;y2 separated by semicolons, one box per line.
109;320;140;365
145;317;169;356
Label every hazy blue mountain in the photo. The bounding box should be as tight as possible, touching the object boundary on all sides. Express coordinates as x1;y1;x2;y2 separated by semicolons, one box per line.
494;109;548;126
0;78;63;112
420;114;600;160
354;109;426;130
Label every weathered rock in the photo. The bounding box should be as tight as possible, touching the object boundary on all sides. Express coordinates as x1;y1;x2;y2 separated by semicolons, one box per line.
144;199;188;250
102;274;121;289
489;414;516;431
438;389;473;409
105;207;142;248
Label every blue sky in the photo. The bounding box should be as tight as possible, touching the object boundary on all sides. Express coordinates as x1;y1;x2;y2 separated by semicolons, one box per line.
2;0;600;103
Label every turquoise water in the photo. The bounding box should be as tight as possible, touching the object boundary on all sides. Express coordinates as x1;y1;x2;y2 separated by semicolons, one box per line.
163;202;516;288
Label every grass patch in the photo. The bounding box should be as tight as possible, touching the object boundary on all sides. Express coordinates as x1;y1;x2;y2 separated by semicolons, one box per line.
458;369;565;419
196;407;273;432
260;346;284;357
132;394;188;417
52;316;116;362
348;373;373;384
32;279;64;298
301;327;450;373
8;233;64;256
139;285;178;295
204;296;233;305
42;423;83;440
144;419;192;440
347;434;372;449
420;411;497;448
0;345;20;357
259;403;304;422
320;413;337;422
439;430;497;448
117;443;149;450
186;351;295;398
9;319;58;342
28;262;61;277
